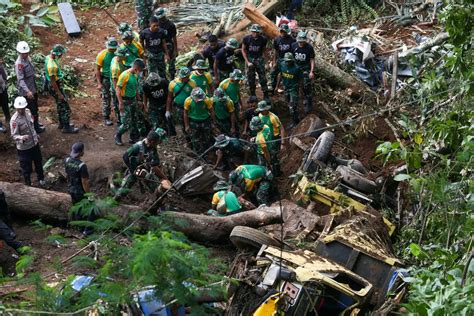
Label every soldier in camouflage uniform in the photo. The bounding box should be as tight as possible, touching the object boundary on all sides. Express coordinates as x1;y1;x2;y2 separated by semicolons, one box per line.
110;47;129;124
183;87;216;154
292;31;316;114
142;72;169;130
44;44;79;133
115;129;169;200
280;52;301;126
140;15;169;79
212;88;236;136
95;37;118;126
242;24;270;100
135;0;154;31
115;59;146;146
155;8;178;79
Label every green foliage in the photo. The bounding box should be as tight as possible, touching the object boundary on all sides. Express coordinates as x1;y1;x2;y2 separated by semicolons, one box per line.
402;245;474;315
301;0;378;26
69;193;117;220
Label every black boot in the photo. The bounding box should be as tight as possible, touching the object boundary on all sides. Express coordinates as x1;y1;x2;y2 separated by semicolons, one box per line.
34;121;45;134
62;125;79;134
24;175;31;186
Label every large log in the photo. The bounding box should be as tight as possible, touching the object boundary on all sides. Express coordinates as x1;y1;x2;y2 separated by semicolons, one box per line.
228;1;279;37
242;3;280;38
0;182;285;242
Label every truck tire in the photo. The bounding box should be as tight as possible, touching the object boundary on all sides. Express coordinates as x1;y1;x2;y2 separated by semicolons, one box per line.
302;131;335;171
230;226;281;250
333;156;368;175
291;114;326;138
336;165;378;193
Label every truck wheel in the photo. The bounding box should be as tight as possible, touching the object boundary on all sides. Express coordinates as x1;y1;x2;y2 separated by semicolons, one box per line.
336;165;378;193
291;114;326;138
230;226;281;250
302;131;335;171
333;156;368;175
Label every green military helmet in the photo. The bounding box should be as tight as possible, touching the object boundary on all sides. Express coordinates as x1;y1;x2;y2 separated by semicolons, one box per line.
250;116;264;131
214;87;227;101
155;7;167;19
118;22;132;35
296;31;308;42
154;127;167;141
250;24;262;33
122;31;134;40
214;134;230;148
191;87;206;102
178;67;191;78
146;72;162;86
225;38;239;50
283;52;295;61
115;46;129;57
106;37;119;49
230;69;244;81
51;44;66;56
255;100;272;112
229;170;244;185
213;180;230;191
193;59;208;70
279;24;291;34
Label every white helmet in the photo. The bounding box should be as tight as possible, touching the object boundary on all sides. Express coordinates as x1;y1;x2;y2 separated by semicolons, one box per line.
16;41;30;54
14;96;28;109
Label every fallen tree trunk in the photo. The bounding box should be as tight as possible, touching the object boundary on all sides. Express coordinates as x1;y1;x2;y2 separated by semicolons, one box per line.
242;3;280;38
0;181;286;242
228;1;278;37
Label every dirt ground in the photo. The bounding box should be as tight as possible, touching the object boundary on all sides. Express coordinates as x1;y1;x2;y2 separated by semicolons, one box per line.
0;2;396;287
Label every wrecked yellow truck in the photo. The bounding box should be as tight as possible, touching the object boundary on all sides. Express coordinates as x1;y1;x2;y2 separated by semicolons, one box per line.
225;178;405;315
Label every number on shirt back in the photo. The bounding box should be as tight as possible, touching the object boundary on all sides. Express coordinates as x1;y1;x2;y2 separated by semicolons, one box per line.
249;45;260;52
295;52;306;61
226;55;234;65
151;89;165;98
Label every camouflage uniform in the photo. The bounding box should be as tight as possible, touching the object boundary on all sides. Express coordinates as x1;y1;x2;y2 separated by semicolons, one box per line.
135;0;153;31
242;29;269;97
184;94;213;154
118;99;139;141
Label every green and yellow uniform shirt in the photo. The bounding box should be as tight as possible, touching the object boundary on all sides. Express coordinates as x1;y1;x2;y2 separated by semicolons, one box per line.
235;165;267;192
44;55;63;82
117;68;138;98
219;78;241;106
184;96;213;121
211;190;242;213
280;62;300;89
190;71;213;94
255;125;273;155
168;79;197;107
119;42;144;68
259;112;282;139
110;56;127;89
96;49;115;78
213;97;234;120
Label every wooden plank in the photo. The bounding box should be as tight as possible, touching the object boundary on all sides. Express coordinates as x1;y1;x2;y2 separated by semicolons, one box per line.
58;2;81;37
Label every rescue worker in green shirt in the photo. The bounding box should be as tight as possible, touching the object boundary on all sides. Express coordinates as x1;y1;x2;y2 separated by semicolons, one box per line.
115;59;146;146
255;100;285;175
229;164;273;206
117;22;141;44
190;59;214;95
120;31;145;68
249;116;276;171
183;87;216;154
96;37;118;126
166;67;197;136
44;44;79;133
219;69;244;119
280;52;301;126
115;129;169;200
212;88;236;136
110;47;129;124
208;180;242;216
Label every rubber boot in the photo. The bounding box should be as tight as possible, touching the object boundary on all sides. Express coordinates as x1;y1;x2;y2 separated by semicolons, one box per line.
24;175;31;186
304;97;312;114
62;125;79;134
34;118;45;133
